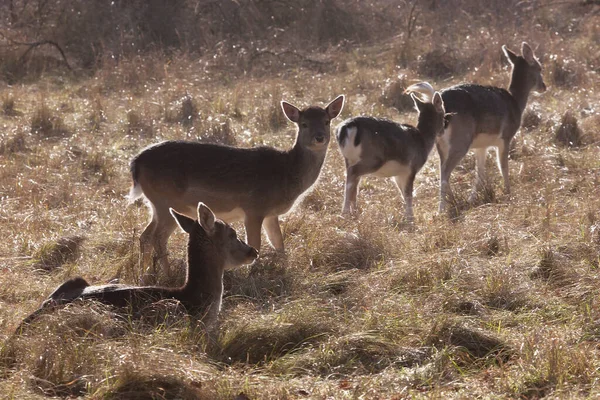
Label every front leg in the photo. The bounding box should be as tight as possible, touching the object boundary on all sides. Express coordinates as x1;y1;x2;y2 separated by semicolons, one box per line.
264;216;284;251
244;214;264;252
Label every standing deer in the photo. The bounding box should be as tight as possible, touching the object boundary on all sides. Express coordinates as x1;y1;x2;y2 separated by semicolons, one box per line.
129;95;344;277
336;91;447;221
406;42;546;212
17;203;258;331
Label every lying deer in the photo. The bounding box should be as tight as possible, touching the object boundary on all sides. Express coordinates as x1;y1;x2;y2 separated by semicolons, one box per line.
129;95;344;276
336;91;447;221
406;42;546;212
17;203;258;331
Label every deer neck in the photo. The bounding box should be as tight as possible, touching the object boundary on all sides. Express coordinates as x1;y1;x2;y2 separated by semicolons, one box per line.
289;141;327;192
508;67;533;115
416;118;439;155
180;241;223;304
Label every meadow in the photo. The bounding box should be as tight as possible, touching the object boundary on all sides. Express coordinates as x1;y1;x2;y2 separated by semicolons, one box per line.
0;0;599;398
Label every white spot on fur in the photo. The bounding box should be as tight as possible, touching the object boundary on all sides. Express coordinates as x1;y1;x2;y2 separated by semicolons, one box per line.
339;126;362;166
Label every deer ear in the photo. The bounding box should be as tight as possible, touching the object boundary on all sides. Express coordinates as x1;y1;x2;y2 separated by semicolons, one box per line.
411;93;425;112
432;92;444;113
502;45;519;65
281;101;300;123
521;42;536;65
197;202;216;233
170;208;196;234
326;95;345;119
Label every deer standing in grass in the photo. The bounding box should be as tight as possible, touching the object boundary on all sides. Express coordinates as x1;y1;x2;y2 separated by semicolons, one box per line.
406;42;547;213
336;91;447;221
129;95;344;277
17;203;258;331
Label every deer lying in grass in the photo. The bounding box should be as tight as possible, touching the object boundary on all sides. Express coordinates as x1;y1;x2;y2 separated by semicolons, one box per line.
129;95;344;277
336;91;447;221
17;203;258;332
406;42;546;213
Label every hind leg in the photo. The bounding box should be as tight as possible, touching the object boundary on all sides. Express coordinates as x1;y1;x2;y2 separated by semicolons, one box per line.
139;217;157;276
393;171;416;223
470;147;488;202
497;138;511;195
152;211;178;279
437;118;475;213
264;216;284;251
140;205;177;283
342;163;380;215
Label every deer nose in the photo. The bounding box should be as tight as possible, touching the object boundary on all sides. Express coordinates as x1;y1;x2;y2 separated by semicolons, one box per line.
315;134;326;143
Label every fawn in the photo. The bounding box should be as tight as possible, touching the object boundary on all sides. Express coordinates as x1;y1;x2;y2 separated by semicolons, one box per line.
406;42;546;212
17;203;258;331
336;91;447;221
129;95;344;277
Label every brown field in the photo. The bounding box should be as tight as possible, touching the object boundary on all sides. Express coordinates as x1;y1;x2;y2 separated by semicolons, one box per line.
1;1;599;398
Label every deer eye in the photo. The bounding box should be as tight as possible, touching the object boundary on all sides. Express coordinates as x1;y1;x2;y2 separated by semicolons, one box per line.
325;120;330;126
301;122;308;129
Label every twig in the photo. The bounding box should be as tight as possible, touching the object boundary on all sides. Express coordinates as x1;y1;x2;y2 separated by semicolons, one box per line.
18;40;73;70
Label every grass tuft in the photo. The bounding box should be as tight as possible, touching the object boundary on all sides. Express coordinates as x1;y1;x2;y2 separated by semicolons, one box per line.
554;110;582;147
32;235;86;272
217;302;337;364
165;94;198;127
428;321;512;363
306;222;390;272
31;103;69;138
104;372;205;400
379;75;414;112
0;131;27;155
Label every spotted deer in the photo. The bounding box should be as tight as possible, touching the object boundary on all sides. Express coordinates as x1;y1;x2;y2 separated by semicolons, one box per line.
17;203;258;331
406;42;547;213
129;95;344;277
336;92;446;221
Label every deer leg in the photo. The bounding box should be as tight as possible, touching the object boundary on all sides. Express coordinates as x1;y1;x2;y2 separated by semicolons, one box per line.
342;167;361;215
244;214;264;252
264;216;284;251
497;139;511;195
470;147;488;202
139;217;157;275
439;146;469;213
152;215;178;280
393;171;416;223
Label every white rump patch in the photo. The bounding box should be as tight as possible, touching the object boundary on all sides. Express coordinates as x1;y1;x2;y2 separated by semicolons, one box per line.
127;183;144;203
339;126;362;167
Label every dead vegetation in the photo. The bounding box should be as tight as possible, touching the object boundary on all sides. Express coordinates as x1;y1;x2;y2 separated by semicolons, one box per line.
0;0;599;398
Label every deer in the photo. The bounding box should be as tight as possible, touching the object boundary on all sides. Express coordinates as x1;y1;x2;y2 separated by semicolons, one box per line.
16;203;258;332
405;42;547;213
128;95;344;278
336;91;447;222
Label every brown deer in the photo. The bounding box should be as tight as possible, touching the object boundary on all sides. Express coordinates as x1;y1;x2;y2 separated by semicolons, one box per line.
336;92;447;221
129;95;344;277
17;203;258;331
406;42;546;213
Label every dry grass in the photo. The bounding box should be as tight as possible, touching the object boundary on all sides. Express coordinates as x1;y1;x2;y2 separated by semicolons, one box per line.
1;1;599;398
